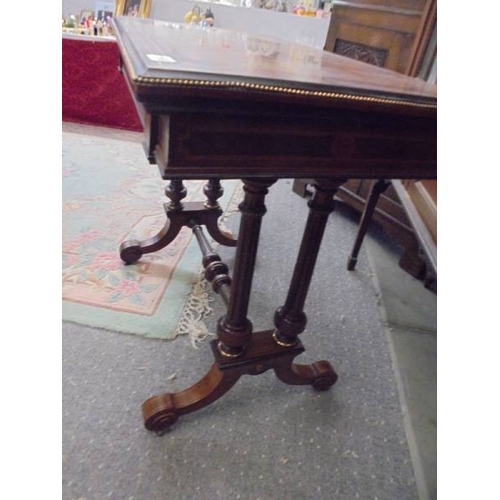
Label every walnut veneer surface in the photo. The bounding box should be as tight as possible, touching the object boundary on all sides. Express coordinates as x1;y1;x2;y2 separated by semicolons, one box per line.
115;17;436;99
111;16;436;433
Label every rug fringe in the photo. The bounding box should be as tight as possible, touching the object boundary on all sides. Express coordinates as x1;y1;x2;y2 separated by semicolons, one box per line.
173;181;243;347
173;268;215;348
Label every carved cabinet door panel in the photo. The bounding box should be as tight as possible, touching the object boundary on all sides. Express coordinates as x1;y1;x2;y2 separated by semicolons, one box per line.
322;0;437;286
324;0;436;76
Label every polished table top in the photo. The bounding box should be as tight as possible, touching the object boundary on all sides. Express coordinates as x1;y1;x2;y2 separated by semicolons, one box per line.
113;17;436;107
112;16;437;180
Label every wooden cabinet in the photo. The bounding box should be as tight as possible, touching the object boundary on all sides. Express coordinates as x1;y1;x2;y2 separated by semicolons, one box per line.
324;0;436;77
321;0;437;288
403;180;437;244
394;180;437;282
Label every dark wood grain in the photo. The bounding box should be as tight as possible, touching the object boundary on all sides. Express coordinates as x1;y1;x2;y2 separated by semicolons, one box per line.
274;179;345;347
111;17;437;432
120;200;236;265
152;111;436;180
347;179;391;270
113;17;436;104
216;179;276;357
143;331;337;433
323;0;426;75
112;16;436;182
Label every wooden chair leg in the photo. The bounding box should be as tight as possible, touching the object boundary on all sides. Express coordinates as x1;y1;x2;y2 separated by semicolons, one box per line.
347;179;390;270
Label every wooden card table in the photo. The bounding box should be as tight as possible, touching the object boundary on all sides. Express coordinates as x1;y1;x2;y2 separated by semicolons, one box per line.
112;16;437;434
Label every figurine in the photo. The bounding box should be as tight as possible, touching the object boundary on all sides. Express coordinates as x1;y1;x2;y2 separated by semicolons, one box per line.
184;5;202;24
201;8;215;27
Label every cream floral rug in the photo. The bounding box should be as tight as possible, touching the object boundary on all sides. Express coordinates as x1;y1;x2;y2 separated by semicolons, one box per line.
62;125;241;343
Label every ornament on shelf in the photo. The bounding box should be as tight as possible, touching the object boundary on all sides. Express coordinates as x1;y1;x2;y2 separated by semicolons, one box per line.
200;7;215;27
184;4;215;27
184;5;202;24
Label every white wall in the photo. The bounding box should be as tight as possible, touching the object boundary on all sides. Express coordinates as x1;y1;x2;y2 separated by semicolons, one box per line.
62;0;91;17
62;0;330;49
151;0;329;48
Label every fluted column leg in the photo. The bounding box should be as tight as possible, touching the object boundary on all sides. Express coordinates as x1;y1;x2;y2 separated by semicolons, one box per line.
273;178;345;347
216;178;277;358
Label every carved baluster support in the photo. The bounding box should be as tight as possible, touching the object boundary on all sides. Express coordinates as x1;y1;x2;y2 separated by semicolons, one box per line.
216;178;277;358
274;178;346;347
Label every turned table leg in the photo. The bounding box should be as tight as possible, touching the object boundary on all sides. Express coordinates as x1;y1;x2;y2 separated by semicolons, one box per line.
141;178;277;433
141;178;351;433
272;178;346;389
216;179;277;357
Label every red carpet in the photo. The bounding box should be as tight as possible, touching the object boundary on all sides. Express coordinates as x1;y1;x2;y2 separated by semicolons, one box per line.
62;37;143;132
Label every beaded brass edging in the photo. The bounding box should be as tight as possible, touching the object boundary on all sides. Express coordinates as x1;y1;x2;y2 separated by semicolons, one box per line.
134;75;436;110
115;31;434;111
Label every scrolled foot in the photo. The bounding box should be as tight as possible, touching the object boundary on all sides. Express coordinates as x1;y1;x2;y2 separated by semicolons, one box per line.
141;363;241;434
146;410;179;433
142;394;180;433
309;361;338;391
274;358;338;391
120;240;143;264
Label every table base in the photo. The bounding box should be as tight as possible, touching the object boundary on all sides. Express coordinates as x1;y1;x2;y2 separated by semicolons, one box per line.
142;330;338;434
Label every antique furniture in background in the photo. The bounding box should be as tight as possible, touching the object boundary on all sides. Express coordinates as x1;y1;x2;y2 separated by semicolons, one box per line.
318;0;437;286
324;0;436;75
112;16;437;433
393;179;436;288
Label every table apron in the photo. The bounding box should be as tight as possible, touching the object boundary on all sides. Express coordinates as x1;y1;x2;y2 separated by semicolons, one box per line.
143;113;436;180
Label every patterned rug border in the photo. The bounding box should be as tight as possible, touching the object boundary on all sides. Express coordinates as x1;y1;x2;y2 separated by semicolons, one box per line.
62;127;242;342
62;182;242;343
